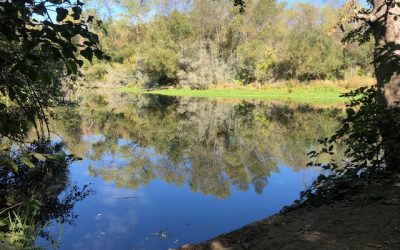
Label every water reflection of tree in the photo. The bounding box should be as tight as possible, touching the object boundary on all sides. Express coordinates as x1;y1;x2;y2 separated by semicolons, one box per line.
0;142;91;248
55;92;343;198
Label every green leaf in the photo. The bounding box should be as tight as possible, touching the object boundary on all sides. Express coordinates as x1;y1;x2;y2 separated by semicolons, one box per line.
32;153;46;161
34;2;47;16
4;160;18;173
76;59;84;67
47;151;66;161
68;154;83;161
89;33;99;44
0;220;7;227
93;49;103;59
71;6;82;20
66;59;78;74
20;157;35;169
346;108;355;116
62;44;74;59
40;72;53;85
0;103;7;110
80;47;93;61
56;8;69;22
72;7;82;15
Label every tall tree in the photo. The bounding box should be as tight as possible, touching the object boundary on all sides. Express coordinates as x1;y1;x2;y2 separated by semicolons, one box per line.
343;0;400;107
304;0;400;174
347;0;400;170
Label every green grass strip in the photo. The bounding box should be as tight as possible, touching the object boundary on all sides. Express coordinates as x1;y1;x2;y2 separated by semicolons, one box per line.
115;86;347;105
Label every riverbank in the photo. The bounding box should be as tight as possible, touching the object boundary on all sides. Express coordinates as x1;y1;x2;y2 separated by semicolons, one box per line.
116;86;346;105
179;177;400;250
114;79;374;104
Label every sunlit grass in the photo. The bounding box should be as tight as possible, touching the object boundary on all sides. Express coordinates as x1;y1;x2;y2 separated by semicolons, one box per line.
115;85;349;105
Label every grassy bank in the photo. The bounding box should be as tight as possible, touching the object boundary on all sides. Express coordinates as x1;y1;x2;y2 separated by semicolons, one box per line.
114;77;376;104
115;85;348;104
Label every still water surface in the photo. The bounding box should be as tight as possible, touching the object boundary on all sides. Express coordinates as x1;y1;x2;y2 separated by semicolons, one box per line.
36;92;341;249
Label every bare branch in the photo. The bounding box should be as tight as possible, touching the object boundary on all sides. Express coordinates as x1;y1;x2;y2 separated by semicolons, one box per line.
356;13;378;22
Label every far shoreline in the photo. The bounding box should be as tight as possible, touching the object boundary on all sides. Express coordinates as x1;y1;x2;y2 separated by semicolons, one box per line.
108;77;375;105
114;84;349;105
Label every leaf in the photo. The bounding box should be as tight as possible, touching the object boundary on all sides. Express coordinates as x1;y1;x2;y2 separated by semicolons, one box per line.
47;151;66;161
80;47;93;61
32;153;46;161
76;59;84;67
62;43;75;58
72;7;82;15
87;16;94;23
56;8;69;22
40;72;53;85
68;154;83;161
346;108;355;116
0;220;7;227
20;157;35;169
0;103;6;110
33;2;46;16
93;49;103;59
71;6;82;20
4;160;18;173
66;59;78;74
89;33;99;44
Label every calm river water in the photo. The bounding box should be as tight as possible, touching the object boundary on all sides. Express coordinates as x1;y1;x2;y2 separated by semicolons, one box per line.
35;92;341;249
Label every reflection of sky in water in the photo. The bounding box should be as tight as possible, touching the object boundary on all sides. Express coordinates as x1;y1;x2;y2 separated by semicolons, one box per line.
36;94;336;249
37;157;319;250
82;134;106;144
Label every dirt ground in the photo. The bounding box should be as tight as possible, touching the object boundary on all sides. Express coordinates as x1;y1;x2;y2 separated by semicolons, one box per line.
179;179;400;250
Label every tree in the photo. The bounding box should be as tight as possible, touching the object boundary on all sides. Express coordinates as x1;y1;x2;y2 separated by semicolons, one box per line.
228;0;400;102
340;0;400;172
304;0;400;181
350;0;400;107
0;0;105;140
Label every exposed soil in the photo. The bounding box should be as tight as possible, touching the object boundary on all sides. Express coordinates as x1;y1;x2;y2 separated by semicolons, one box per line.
179;178;400;250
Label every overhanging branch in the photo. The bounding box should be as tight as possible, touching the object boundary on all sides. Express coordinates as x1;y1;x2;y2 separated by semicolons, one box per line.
356;13;378;23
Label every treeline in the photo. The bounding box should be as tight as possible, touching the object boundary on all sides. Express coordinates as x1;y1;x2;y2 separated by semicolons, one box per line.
85;0;373;89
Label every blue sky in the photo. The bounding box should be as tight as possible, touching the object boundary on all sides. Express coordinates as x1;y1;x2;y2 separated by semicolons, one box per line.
82;0;369;21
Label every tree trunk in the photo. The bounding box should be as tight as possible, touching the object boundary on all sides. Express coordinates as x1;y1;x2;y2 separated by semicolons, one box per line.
370;0;400;106
368;0;400;171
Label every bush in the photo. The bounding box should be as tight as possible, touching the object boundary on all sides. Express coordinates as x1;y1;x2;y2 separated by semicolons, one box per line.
84;63;108;82
178;42;235;89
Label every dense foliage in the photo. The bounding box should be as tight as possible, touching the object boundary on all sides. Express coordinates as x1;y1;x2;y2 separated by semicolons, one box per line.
0;0;109;176
84;0;374;88
0;0;105;142
309;87;399;174
0;1;102;247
